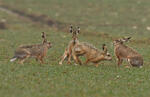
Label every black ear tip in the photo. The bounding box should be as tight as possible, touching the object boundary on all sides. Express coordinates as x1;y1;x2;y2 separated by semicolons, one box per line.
70;30;73;33
70;24;73;28
42;34;44;38
102;44;106;50
42;32;47;39
102;44;106;46
77;26;80;33
128;37;131;39
69;27;73;33
77;26;80;28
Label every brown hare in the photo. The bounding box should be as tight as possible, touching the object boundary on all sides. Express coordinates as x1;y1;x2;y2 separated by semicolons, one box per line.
113;37;143;67
59;25;80;65
72;43;112;67
10;32;52;64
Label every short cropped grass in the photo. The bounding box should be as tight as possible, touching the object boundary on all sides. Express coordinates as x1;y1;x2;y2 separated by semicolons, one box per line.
0;0;150;97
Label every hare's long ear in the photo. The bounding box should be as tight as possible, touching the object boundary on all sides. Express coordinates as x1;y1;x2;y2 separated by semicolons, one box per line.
122;37;131;42
69;24;73;33
76;26;80;34
42;32;47;43
127;37;131;40
102;44;107;53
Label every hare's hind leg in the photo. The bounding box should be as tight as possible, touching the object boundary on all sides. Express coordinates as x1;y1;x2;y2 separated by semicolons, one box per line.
128;58;143;67
18;59;25;64
18;55;30;64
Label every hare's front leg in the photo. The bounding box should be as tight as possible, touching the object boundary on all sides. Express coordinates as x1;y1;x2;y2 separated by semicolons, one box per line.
117;56;123;67
59;48;68;65
72;52;82;65
37;56;44;64
40;57;44;64
67;47;72;64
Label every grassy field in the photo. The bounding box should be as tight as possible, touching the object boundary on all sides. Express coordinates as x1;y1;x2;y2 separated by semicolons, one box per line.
0;0;150;97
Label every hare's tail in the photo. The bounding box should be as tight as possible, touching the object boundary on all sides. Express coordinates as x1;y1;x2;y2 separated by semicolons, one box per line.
10;56;17;62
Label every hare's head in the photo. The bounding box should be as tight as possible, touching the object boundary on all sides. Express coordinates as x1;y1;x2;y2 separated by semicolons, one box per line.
42;32;47;43
41;32;52;49
101;44;112;61
69;25;80;41
113;37;131;46
46;42;52;49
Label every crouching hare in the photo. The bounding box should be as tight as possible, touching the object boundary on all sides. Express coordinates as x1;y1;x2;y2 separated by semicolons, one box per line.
113;37;143;67
10;32;52;64
72;43;112;67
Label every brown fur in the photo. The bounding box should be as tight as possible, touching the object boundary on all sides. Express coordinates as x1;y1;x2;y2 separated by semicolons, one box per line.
72;43;112;67
10;32;52;64
113;37;143;67
59;25;80;65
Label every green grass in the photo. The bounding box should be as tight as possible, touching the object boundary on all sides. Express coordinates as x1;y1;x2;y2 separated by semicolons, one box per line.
0;0;150;97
